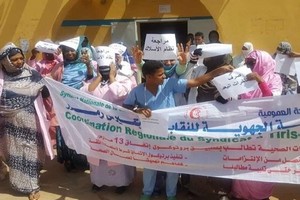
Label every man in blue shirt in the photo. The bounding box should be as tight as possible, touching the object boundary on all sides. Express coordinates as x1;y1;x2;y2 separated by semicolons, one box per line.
123;60;233;200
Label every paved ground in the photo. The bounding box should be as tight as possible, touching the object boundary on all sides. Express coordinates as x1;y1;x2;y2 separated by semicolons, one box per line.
1;157;300;200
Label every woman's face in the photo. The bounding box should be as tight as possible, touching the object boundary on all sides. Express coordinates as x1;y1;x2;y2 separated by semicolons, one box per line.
162;59;176;67
63;47;77;61
245;57;256;70
43;53;54;61
9;53;24;68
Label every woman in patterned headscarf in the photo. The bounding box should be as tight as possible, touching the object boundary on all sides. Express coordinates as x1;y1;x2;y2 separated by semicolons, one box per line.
273;41;297;95
0;43;54;200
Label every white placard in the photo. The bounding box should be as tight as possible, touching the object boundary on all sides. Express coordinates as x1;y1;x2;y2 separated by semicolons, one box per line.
212;65;259;99
35;41;59;54
196;43;232;58
94;46;115;66
189;44;197;53
108;43;127;55
19;39;29;53
294;58;300;86
139;112;168;136
274;54;296;75
59;36;80;50
143;34;177;60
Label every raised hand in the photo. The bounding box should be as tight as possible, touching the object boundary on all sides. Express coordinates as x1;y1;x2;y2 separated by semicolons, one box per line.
55;47;62;56
131;45;143;64
246;72;263;83
288;51;300;58
177;43;189;65
109;62;117;83
80;53;90;65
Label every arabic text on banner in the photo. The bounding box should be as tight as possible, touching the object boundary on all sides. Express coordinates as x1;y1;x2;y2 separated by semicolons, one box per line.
44;77;300;184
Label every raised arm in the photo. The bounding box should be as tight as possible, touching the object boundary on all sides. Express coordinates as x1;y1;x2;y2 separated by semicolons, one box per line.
175;43;189;75
288;51;300;58
246;72;273;96
131;45;144;66
187;65;234;88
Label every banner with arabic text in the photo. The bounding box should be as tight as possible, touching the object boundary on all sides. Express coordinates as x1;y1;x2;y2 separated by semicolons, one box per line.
44;77;300;184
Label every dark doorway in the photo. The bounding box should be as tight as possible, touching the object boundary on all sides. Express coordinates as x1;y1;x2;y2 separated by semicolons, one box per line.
138;21;188;48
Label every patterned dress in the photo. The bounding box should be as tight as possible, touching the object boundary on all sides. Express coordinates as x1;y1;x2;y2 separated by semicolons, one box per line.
0;68;45;194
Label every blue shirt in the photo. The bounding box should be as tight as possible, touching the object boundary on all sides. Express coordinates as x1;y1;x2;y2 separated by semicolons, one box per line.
62;62;88;89
123;78;187;110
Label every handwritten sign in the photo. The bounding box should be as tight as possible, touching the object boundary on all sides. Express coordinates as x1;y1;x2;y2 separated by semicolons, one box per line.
94;46;115;66
59;36;80;50
212;65;258;99
108;43;127;55
143;34;177;60
35;41;59;54
44;77;300;184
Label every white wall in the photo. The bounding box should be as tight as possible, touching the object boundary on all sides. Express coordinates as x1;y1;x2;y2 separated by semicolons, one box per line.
111;18;216;48
188;18;216;43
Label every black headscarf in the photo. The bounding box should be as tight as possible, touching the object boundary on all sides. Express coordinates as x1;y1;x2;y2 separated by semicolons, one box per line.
197;54;232;103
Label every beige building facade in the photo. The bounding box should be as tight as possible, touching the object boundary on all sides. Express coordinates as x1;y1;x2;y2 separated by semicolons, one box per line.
0;0;299;56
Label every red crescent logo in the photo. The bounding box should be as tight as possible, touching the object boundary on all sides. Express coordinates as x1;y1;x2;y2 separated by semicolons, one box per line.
189;107;201;119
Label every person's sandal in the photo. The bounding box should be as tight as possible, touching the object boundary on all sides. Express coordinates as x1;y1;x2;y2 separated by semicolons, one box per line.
28;190;40;200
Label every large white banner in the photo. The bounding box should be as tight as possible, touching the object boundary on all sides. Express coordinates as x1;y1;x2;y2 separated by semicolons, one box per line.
44;78;300;184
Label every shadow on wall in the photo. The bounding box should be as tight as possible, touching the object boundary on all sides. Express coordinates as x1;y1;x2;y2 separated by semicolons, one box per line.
52;0;114;44
0;1;27;47
51;0;211;46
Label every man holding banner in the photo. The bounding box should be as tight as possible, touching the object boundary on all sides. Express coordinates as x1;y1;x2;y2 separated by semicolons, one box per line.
123;60;233;200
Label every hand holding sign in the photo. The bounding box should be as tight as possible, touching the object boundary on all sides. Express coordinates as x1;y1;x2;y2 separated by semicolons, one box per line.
246;72;264;83
212;65;259;99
